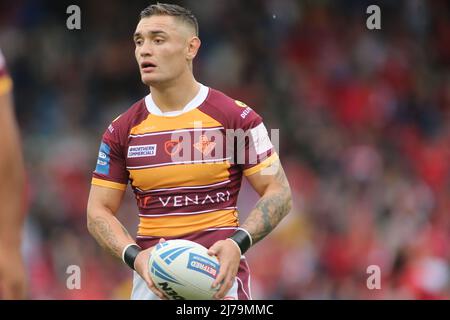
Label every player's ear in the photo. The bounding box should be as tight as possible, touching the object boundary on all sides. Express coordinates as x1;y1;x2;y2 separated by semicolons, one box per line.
186;36;201;61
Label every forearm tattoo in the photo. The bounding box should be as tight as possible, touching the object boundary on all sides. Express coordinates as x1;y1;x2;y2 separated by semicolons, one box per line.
87;215;132;258
241;163;292;244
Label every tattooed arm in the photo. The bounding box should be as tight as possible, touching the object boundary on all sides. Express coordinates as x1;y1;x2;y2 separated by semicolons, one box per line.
86;185;167;299
241;159;292;244
208;158;292;299
86;185;133;258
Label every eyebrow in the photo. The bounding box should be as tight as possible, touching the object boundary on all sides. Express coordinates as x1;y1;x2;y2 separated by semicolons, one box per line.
133;30;168;39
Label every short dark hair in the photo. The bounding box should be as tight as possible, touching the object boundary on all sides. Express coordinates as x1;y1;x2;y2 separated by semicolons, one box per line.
139;3;199;36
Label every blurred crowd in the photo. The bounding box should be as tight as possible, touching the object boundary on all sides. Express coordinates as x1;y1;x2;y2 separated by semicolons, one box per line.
1;0;449;299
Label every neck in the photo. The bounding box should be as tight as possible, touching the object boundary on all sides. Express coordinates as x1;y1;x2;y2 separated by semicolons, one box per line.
149;71;200;113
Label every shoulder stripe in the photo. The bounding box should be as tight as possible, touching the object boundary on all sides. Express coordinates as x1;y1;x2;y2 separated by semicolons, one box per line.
243;153;279;176
0;76;12;95
91;178;127;191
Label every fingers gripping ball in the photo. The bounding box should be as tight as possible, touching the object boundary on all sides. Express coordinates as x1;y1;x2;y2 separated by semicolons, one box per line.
149;239;221;300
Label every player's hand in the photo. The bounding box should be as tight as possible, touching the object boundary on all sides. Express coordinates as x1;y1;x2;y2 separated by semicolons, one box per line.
0;245;27;299
208;239;241;300
134;238;168;300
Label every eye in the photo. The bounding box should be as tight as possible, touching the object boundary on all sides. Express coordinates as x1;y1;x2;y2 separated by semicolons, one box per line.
135;38;143;46
154;38;164;45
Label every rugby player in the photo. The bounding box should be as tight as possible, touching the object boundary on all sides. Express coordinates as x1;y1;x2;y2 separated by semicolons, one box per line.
87;3;292;300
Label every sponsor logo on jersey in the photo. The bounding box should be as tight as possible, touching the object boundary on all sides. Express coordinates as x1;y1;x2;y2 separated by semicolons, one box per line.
164;140;181;156
95;142;110;175
136;193;152;208
187;253;219;279
157;191;231;208
127;144;157;158
193;135;215;156
240;107;252;119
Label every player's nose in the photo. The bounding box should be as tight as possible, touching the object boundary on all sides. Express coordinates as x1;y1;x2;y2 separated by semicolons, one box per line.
139;40;154;57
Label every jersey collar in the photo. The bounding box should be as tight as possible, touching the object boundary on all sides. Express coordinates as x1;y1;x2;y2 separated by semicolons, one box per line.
144;83;209;117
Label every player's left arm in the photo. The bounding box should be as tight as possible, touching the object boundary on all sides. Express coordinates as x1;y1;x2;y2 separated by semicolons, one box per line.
240;158;292;244
209;157;292;299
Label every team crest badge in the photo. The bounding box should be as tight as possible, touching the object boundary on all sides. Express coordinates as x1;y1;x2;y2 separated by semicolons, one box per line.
235;100;248;108
193;135;215;156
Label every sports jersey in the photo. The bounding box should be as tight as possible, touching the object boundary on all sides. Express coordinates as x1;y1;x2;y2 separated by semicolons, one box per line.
91;84;277;250
0;49;12;96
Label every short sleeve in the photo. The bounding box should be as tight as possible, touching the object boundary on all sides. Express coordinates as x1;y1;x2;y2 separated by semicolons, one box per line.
232;101;279;176
91;121;129;191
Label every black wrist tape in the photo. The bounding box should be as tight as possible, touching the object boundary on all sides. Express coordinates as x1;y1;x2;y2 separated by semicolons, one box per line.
228;229;252;254
124;244;142;270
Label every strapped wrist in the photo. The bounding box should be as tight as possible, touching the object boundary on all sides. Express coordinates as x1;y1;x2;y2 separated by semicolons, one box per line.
228;228;252;255
122;244;142;270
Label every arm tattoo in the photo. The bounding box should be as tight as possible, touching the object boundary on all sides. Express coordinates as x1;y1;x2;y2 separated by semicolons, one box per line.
120;224;132;239
88;216;132;258
241;163;292;244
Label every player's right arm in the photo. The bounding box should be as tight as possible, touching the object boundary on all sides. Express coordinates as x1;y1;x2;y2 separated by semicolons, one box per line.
87;117;167;299
87;183;167;299
86;185;131;259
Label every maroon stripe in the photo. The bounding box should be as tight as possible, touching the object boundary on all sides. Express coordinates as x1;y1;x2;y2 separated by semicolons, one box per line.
136;228;237;249
136;179;230;193
136;182;241;215
126;127;274;169
126;129;228;168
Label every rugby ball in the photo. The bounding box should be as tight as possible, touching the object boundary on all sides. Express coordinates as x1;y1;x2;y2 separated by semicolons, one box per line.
148;239;220;300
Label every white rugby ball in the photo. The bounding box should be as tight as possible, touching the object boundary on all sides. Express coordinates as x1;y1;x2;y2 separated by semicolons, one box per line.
148;239;220;300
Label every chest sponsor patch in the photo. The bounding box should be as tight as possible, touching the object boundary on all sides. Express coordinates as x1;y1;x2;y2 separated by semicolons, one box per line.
127;144;157;158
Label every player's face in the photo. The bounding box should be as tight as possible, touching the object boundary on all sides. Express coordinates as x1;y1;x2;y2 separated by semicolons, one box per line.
134;16;193;86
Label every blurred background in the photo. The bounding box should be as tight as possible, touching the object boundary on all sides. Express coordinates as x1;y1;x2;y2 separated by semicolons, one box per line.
1;0;450;299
